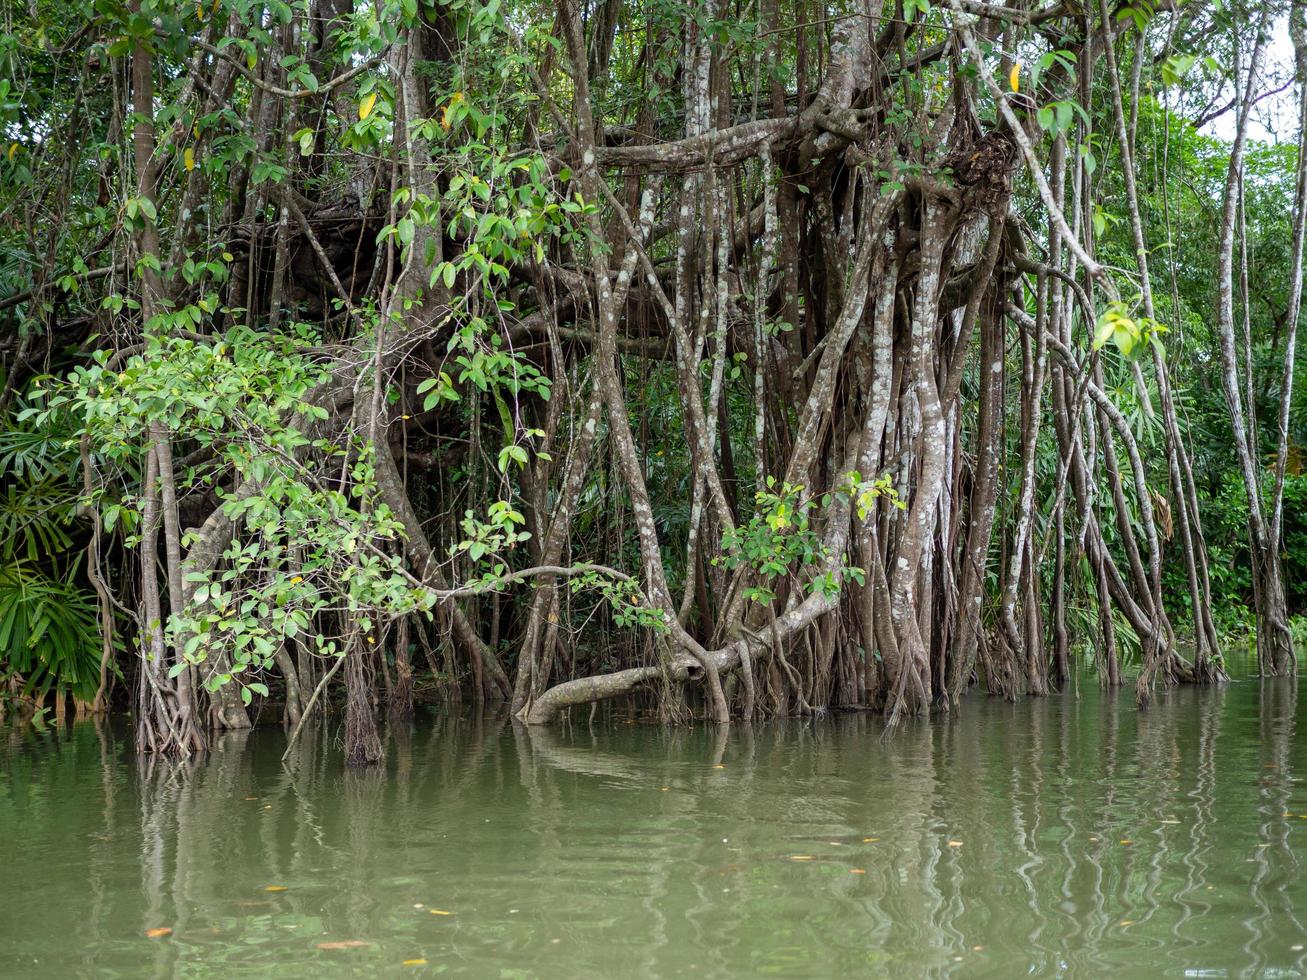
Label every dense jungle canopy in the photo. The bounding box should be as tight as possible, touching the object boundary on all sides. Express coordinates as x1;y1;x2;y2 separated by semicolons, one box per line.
2;0;1306;762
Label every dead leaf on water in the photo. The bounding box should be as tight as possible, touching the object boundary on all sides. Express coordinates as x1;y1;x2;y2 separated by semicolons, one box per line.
145;927;172;939
862;837;879;843
402;959;428;966
948;841;963;848
787;855;815;861
265;885;289;892
1120;920;1136;927
1120;839;1133;845
712;765;725;770
429;909;454;916
317;940;372;950
849;868;866;874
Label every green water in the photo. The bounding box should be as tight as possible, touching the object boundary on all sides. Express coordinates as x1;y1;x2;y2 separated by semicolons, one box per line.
4;679;1307;978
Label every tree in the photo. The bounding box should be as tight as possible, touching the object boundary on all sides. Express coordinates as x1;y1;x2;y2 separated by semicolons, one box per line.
0;0;1301;760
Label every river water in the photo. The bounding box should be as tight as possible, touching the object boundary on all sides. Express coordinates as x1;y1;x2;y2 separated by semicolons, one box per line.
3;676;1307;978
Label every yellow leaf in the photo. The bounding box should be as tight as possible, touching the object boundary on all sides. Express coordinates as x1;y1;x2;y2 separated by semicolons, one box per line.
429;909;453;916
787;855;815;861
7;142;17;161
196;2;203;19
145;927;172;939
359;92;378;120
440;93;464;131
948;840;963;848
403;960;428;966
184;147;196;172
1009;64;1020;93
264;885;288;892
849;868;866;874
862;837;879;843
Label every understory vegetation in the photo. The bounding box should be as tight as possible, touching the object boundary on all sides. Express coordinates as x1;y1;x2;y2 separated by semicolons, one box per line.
1;0;1305;761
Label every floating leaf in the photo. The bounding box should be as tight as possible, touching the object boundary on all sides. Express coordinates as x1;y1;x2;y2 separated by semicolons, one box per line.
403;959;428;966
264;885;288;892
429;909;454;916
1119;839;1133;845
145;927;172;939
862;837;879;843
947;840;963;848
359;92;378;120
317;940;372;950
849;868;866;874
787;855;815;861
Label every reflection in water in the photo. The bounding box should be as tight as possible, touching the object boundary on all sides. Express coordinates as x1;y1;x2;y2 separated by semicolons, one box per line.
3;681;1307;977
